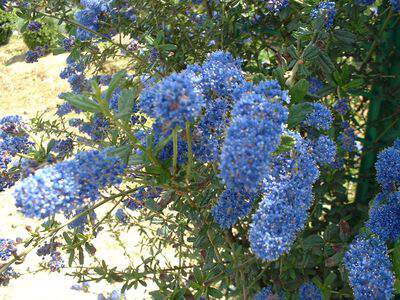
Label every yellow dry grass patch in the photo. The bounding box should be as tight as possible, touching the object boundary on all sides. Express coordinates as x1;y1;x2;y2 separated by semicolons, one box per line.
0;34;69;117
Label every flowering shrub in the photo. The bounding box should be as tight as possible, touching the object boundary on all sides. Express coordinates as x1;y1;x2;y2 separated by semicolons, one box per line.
1;0;400;299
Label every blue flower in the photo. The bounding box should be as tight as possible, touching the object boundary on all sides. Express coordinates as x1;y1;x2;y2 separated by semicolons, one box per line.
334;98;350;115
265;0;289;13
211;189;255;229
254;286;277;300
53;138;73;156
220;92;288;193
140;71;205;130
200;51;245;99
308;77;324;95
299;282;323;300
193;98;228;162
344;235;394;299
115;209;128;223
303;102;333;131
14;148;126;219
25;50;39;63
375;140;400;193
62;36;76;51
309;134;336;166
249;133;319;261
311;2;336;29
75;9;100;41
367;192;400;242
27;21;42;32
390;0;400;11
338;121;356;153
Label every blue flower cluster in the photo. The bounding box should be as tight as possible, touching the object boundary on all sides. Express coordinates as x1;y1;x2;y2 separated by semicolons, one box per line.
59;56;89;94
367;192;400;241
53;138;73;157
249;133;319;261
308;77;324;96
37;241;64;272
303;102;333;131
140;71;204;130
344;235;394;299
0;238;18;286
375;139;400;193
139;51;246;165
115;208;128;223
193;99;228;162
390;0;400;11
265;0;289;13
0;115;32;191
334;98;350;115
220;92;288;193
75;2;107;41
338;121;356;153
211;189;255;229
62;36;75;51
68;208;97;232
14;148;126;219
345;140;399;299
74;0;136;42
310;2;336;30
309;134;336;166
79;115;110;142
254;286;273;300
27;21;42;32
298;282;323;300
25;46;47;63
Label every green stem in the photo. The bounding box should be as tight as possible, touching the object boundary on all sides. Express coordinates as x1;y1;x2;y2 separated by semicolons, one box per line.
172;127;178;175
185;122;193;180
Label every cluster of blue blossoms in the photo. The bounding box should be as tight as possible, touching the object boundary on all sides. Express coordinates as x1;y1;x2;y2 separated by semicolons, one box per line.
36;241;64;272
0;115;32;191
310;2;336;30
13;148;126;219
249;132;319;261
74;0;136;42
344;140;400;298
254;281;322;299
0;238;19;285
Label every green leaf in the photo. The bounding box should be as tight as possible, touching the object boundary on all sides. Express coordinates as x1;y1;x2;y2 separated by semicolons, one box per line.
287;45;300;60
290;79;310;102
68;249;75;267
302;234;324;250
287;102;314;128
105;70;126;101
273;134;296;155
334;29;356;45
63;232;72;245
303;44;320;61
117;88;136;122
78;247;84;265
392;239;400;278
208;287;223;298
61;93;101;113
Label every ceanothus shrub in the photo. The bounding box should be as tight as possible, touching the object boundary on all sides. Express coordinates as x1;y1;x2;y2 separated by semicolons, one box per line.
1;0;400;298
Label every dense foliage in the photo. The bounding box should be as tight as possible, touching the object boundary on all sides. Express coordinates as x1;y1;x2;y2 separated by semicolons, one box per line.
1;0;400;299
0;9;14;45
